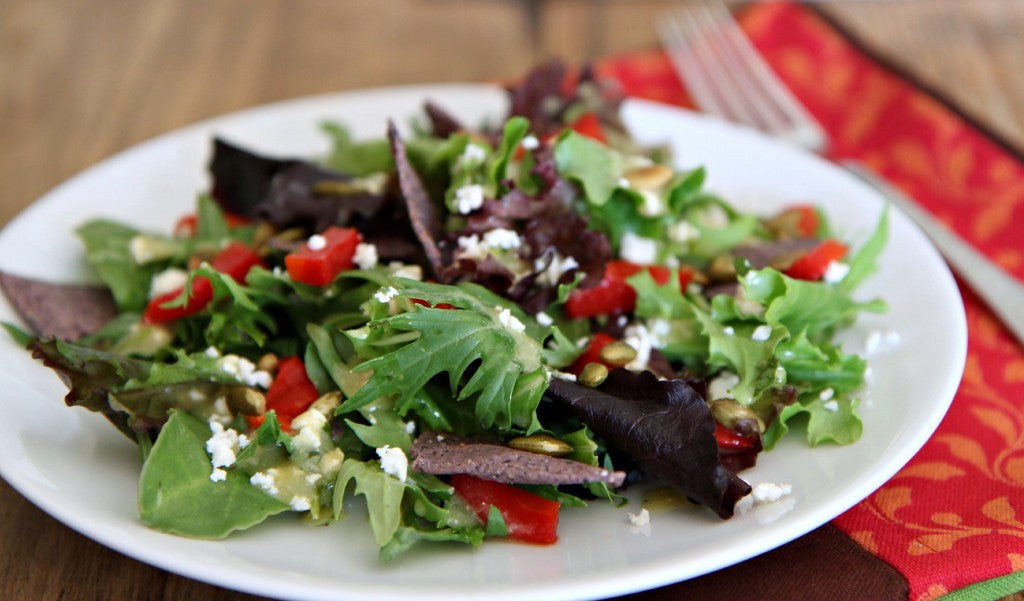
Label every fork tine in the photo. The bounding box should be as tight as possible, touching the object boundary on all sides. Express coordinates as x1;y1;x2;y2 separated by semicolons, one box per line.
658;0;829;153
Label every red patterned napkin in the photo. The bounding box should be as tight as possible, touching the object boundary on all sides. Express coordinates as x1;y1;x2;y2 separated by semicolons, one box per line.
597;2;1024;600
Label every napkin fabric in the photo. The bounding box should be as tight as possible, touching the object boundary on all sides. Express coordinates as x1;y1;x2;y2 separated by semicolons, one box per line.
597;2;1024;600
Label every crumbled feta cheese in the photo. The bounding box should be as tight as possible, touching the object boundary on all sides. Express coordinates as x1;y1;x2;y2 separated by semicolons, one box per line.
455;184;485;214
823;400;840;412
456;233;485;259
495;307;526;333
482;228;521;250
550;369;577;382
668;220;700;244
217;354;272;388
819;387;835;401
374;286;399;303
404;420;417;435
698;204;730;228
149;268;189;299
751;325;773;342
649;318;672;347
206;422;241;468
318;448;345;477
250;471;279;496
376;445;408;482
535;312;554;327
622;323;654;371
751;482;792;503
627;508;651;526
708;371;740;401
823;261;850;283
619;232;659;265
237;434;250;449
460;143;487;166
292;426;323;454
210;468;228;483
617;177;631;188
204;346;221;358
521;135;539;150
289;496;312;512
307;234;327;251
353;242;379;270
638;190;665;217
723;326;735;336
535;252;579;286
306;473;323;486
734;482;793;514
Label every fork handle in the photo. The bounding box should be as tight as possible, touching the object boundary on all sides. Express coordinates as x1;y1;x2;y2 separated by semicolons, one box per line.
842;160;1024;348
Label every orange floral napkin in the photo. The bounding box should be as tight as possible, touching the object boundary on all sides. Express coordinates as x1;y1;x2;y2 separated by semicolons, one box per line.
597;2;1024;600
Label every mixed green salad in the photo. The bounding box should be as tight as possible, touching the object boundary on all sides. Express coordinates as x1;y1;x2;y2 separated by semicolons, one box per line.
8;62;887;561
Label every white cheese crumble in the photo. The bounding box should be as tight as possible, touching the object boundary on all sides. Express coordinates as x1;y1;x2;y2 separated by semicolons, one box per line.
668;220;700;244
723;326;735;336
521;134;539;150
307;234;327;251
292;425;323;454
210;468;228;483
751;325;773;342
482;228;522;250
823;261;850;283
374;286;399;303
535;312;554;327
622;323;654;372
455;184;485;214
637;190;665;217
148;268;189;299
495;307;526;333
376;445;408;482
250;471;279;496
460;143;487;166
535;253;579;286
217;354;272;388
734;482;793;515
627;508;651;526
819;387;835;401
204;346;221;358
289;496;312;512
708;371;740;401
619;232;659;265
353;242;379;270
823;400;840;412
206;422;241;469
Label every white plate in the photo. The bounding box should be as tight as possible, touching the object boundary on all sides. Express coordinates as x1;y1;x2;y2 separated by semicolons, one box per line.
0;84;966;601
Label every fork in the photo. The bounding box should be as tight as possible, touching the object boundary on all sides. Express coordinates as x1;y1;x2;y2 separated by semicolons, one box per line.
657;0;1024;347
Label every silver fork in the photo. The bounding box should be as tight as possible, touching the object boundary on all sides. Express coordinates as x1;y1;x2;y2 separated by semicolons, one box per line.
658;0;1024;347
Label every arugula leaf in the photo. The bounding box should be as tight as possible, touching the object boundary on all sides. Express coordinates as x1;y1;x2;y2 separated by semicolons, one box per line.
138;410;289;538
554;131;619;206
339;279;546;431
379;525;484;563
321;121;395;176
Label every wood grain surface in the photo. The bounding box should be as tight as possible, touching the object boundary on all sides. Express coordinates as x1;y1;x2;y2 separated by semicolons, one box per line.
2;1;1023;600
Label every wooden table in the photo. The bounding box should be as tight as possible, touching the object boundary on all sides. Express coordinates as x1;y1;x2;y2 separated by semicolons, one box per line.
2;1;1022;599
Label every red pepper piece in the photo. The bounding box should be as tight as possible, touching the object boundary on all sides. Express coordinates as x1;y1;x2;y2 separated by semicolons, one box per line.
142;241;263;323
568;332;617;375
285;226;362;286
450;474;560;545
785;205;820;238
714;422;758;451
565;260;672;319
410;298;455;310
247;356;319;433
568;112;606;143
784;239;848;281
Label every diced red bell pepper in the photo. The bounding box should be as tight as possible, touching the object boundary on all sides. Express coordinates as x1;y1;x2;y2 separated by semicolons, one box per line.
568;331;617;375
714;422;758;451
568;112;606;144
285;226;362;286
565;260;672;319
784;239;848;281
782;205;820;238
450;474;560;545
142;241;264;323
246;356;320;433
410;298;455;310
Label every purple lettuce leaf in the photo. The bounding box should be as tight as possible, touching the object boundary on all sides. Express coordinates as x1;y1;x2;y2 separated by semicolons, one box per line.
544;369;751;518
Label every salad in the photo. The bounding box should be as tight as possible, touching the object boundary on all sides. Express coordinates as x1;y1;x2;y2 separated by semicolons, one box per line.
3;62;887;561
